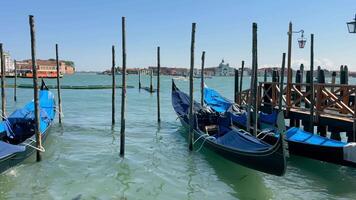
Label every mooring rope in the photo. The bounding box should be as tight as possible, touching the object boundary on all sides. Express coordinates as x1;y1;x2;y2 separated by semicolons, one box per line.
193;133;216;152
21;138;45;152
55;106;64;117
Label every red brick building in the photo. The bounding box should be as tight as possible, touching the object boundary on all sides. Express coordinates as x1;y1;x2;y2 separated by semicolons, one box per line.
16;59;75;77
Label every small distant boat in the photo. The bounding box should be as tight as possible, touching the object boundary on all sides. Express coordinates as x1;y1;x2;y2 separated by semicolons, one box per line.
0;81;56;173
172;76;188;81
194;75;212;79
203;86;356;168
172;81;286;176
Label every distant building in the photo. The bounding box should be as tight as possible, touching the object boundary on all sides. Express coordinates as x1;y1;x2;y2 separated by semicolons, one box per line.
0;51;15;72
204;59;235;76
16;59;75;77
214;59;235;76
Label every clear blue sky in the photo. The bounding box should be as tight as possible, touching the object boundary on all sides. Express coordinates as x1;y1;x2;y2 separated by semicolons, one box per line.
0;0;355;71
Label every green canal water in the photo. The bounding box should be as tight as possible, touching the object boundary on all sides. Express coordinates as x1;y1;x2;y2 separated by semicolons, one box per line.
0;73;356;200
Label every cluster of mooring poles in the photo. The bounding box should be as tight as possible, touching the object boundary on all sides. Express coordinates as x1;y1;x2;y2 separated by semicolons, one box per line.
234;21;356;143
111;17;163;157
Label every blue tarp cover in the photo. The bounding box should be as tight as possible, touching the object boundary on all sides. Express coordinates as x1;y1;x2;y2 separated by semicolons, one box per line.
204;87;232;113
216;130;270;151
204;86;277;125
0;90;55;159
0;141;25;159
286;127;345;147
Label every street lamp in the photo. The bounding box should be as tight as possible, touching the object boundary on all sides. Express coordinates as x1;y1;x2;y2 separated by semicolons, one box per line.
297;31;306;48
347;14;356;33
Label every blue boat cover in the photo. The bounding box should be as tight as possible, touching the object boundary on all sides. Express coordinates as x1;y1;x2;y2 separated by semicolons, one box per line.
286;127;345;147
0;141;25;159
204;86;277;125
204;87;232;113
216;130;270;151
0;90;55;159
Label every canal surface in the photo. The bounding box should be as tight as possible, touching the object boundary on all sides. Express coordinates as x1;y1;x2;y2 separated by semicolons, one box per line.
0;73;355;200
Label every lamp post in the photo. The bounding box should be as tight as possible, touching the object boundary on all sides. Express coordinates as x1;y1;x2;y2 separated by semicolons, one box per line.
286;22;306;113
347;14;356;33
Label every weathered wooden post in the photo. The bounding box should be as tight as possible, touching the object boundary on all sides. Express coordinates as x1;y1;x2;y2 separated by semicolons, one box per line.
149;69;153;93
188;22;196;151
157;46;161;123
272;70;279;109
264;69;267;82
302;70;310;131
29;15;42;162
309;34;315;133
253;23;259;136
14;60;17;102
317;68;326;137
294;70;301;127
279;55;286;111
201;51;205;106
234;69;239;104
340;65;344;84
138;69;141;90
120;16;127;157
286;22;293;116
0;43;5;120
112;45;116;125
331;71;336;92
55;44;62;124
343;65;349;112
248;22;258;136
239;60;244;105
300;64;304;83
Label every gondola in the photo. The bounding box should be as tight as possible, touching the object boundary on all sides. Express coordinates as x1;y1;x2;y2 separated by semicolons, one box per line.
0;81;56;173
172;81;286;176
204;85;356;168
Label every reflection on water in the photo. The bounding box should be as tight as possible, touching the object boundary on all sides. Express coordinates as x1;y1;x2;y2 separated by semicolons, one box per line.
0;74;355;199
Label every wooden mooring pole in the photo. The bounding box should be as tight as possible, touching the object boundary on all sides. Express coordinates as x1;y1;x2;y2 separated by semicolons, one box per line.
138;69;141;90
29;15;42;162
234;69;239;104
149;69;153;93
309;34;315;133
249;22;258;136
56;44;62;124
157;46;161;123
239;61;244;105
294;70;301;127
286;22;293;116
120;16;126;157
188;23;196;151
14;60;17;102
112;45;116;125
0;43;5;120
201;51;205;106
331;71;336;92
317;67;326;137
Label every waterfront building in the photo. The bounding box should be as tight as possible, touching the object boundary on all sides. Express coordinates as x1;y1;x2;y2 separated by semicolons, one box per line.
0;51;15;72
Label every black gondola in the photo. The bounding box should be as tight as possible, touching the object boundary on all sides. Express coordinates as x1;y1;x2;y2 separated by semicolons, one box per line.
171;81;286;176
204;85;356;168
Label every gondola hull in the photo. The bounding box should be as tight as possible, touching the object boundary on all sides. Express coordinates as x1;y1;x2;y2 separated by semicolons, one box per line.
172;81;286;176
262;133;356;168
0;128;51;173
178;118;286;176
